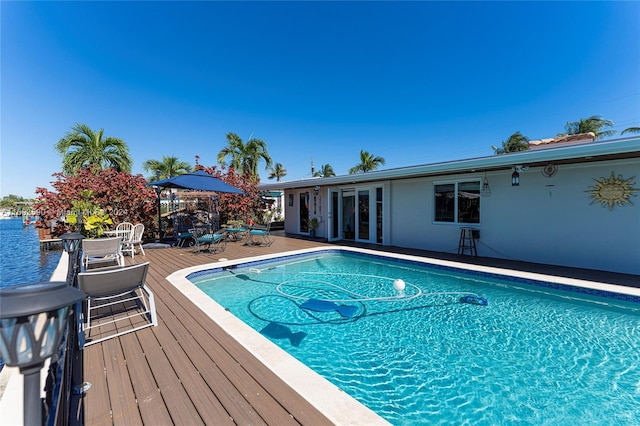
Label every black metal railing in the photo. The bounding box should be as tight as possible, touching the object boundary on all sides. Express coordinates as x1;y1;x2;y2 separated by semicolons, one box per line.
46;239;84;425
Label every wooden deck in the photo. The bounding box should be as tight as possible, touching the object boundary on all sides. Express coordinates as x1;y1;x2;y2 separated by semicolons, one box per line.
70;233;640;425
72;234;338;426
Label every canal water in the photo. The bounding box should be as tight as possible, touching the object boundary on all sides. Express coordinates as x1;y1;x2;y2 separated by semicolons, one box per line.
0;218;63;289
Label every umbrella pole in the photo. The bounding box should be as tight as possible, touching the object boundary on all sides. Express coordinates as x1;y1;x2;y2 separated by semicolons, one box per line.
155;187;163;242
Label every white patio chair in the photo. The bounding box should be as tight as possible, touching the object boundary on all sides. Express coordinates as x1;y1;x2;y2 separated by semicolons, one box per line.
113;221;134;241
81;237;125;270
77;262;157;347
122;223;145;259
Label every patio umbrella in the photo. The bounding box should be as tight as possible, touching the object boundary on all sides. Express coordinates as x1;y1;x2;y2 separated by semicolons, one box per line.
147;170;244;193
147;171;244;240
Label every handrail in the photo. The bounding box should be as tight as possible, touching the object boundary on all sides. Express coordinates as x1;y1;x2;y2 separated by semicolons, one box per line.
46;245;83;425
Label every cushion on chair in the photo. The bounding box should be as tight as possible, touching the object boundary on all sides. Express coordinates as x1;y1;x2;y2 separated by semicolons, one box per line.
198;233;224;244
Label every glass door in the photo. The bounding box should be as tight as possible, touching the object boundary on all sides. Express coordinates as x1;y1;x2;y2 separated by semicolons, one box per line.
342;190;355;240
329;190;340;241
299;192;309;233
357;189;369;240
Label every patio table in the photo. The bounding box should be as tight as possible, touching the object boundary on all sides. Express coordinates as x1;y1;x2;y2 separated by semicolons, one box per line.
224;226;247;242
104;229;131;241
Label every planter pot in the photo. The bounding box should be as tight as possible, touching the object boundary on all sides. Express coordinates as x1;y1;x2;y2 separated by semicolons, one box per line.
310;230;316;237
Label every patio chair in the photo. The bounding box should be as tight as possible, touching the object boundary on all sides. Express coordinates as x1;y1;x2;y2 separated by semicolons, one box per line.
245;222;274;246
81;237;125;270
77;262;157;347
122;223;145;259
193;226;226;254
176;230;196;247
115;221;134;239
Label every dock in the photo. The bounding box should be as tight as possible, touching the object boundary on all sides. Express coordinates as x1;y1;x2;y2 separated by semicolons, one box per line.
40;238;62;249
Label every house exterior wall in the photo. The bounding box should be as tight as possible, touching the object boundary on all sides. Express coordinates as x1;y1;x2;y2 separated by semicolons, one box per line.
388;158;639;275
281;157;639;275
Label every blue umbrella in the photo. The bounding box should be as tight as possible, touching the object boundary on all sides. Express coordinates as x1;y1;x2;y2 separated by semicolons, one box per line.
147;170;243;194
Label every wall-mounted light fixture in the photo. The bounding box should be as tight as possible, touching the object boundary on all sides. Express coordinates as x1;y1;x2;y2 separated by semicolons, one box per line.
313;186;320;196
0;282;85;426
511;165;528;187
481;173;491;197
511;170;520;186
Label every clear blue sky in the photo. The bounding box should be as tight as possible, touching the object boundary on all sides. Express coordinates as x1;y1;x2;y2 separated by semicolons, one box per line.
2;1;639;198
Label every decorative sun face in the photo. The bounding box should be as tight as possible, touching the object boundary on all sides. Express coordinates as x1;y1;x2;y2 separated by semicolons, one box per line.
586;172;638;211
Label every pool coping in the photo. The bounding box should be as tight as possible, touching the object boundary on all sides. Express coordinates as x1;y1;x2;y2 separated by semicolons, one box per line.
166;245;640;425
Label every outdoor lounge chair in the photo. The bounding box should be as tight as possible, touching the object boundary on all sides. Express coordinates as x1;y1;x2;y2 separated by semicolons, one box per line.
81;237;125;270
176;230;196;247
193;227;226;254
245;222;273;246
77;262;157;347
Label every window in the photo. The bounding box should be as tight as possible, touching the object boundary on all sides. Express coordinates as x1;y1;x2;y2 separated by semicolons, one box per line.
434;181;480;223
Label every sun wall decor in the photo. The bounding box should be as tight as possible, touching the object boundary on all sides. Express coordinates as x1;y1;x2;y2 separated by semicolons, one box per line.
586;172;638;211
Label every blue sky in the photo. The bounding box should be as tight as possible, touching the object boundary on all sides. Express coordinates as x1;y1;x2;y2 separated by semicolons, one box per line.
2;1;639;198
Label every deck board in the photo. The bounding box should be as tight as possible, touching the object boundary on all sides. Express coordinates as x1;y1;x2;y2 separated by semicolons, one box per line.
120;332;175;424
77;235;335;425
101;339;143;425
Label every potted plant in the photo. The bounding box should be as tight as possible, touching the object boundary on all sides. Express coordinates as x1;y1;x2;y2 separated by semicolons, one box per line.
309;217;319;237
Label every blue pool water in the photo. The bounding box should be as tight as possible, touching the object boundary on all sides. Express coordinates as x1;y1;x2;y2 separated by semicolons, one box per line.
190;251;640;425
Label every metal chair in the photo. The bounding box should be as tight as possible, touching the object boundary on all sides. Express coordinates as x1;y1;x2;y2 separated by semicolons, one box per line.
245;222;274;246
193;226;227;254
77;262;157;347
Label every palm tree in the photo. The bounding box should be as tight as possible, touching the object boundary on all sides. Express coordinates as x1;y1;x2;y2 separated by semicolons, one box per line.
349;150;385;174
313;164;336;177
558;115;616;140
217;132;272;180
55;123;132;174
268;163;287;182
491;131;530;155
621;127;640;135
142;156;192;180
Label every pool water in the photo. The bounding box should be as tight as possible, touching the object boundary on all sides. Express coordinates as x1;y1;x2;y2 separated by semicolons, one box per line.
190;251;640;425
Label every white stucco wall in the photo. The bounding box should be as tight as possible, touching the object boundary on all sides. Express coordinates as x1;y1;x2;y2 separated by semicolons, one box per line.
388;159;640;275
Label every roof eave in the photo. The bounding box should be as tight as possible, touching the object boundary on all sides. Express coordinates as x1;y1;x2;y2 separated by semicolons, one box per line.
259;137;640;190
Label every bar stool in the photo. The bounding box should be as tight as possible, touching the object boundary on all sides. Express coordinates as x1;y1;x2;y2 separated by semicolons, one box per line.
458;227;478;256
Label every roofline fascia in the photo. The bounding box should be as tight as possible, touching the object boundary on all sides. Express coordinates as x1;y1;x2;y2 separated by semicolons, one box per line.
259;137;640;190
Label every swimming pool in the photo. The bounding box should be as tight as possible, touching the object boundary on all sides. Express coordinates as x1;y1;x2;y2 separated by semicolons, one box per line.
174;248;640;425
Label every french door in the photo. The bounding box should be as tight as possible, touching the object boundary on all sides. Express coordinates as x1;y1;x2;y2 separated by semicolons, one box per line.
328;187;381;243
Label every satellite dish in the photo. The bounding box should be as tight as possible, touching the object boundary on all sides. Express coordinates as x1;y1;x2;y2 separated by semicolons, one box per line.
541;163;558;178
